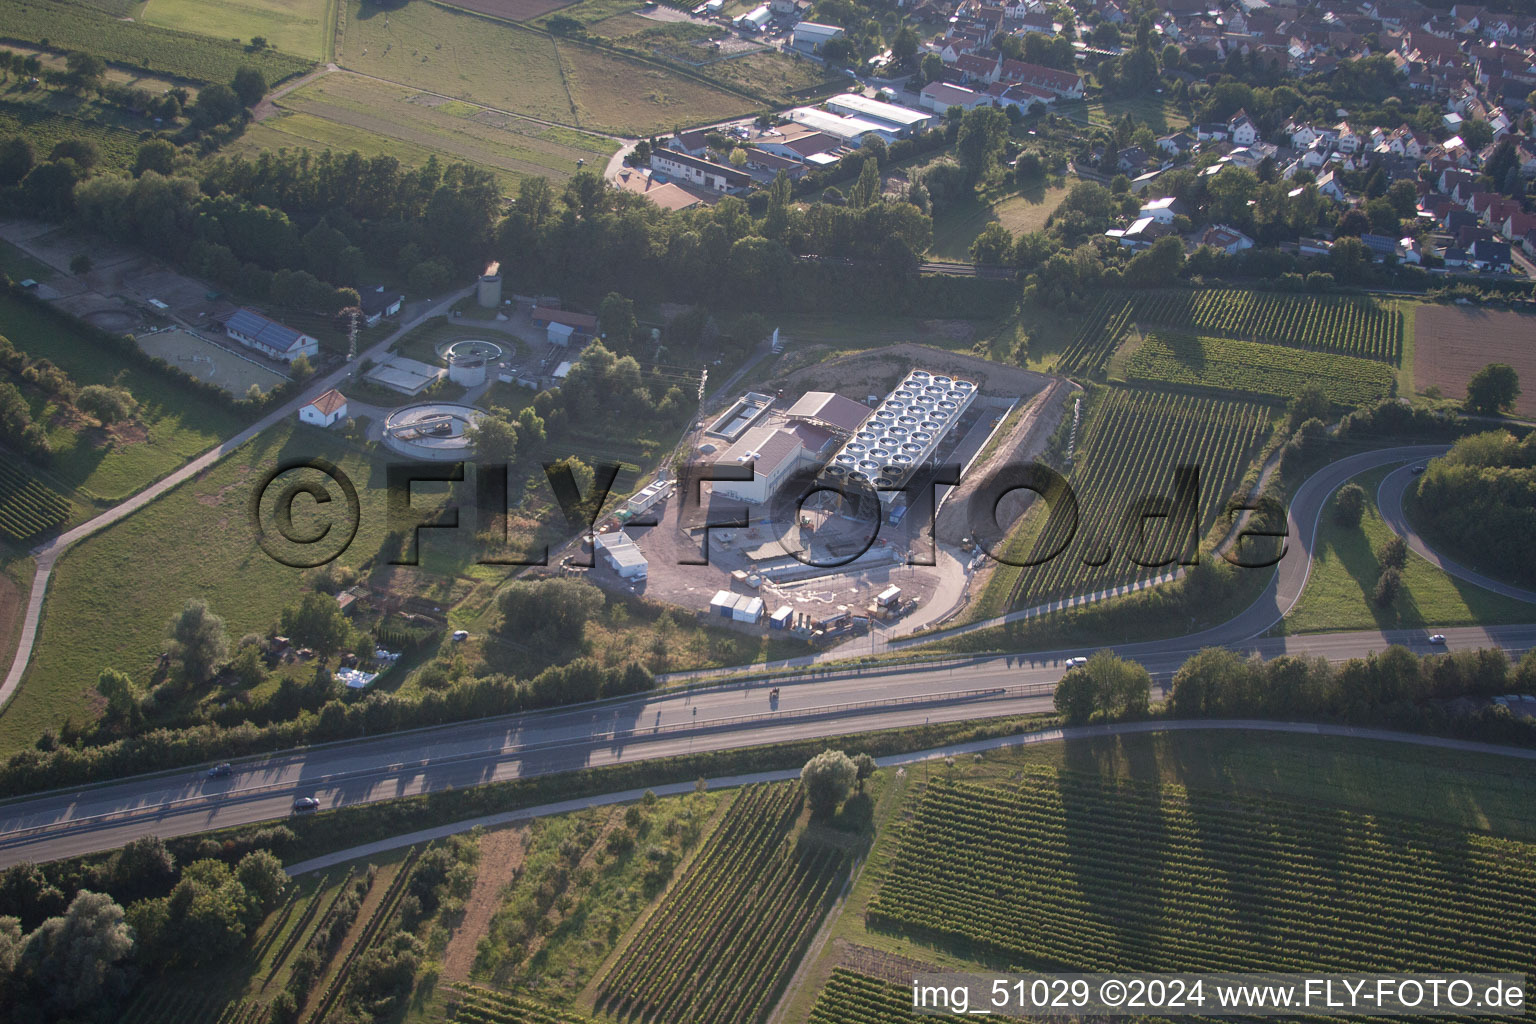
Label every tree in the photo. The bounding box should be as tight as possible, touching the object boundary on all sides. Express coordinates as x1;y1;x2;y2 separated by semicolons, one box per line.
970;222;1014;265
955;106;1010;186
289;353;314;381
0;134;35;187
95;668;136;722
851;752;877;791
1286;384;1331;430
69;253;92;276
920;53;944;85
466;412;517;463
849;156;880;209
598;291;638;347
48;138;99;172
231;66;267;108
800;749;856;817
1465;363;1520;416
63;51;106;92
1373;565;1402;607
1460;118;1493;152
1123;235;1185;287
279;592;352;658
1053;666;1097;724
1376;535;1408;572
167;599;228;684
235;850;288;912
1333;483;1366;527
495;577;604;653
10;891;134;1022
133;139;177;178
192;82;242;128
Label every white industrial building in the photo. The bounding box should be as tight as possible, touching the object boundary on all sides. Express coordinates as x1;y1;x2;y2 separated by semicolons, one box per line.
822;93;937;136
824;369;977;499
711;425;809;505
791;21;843;51
787;107;899;146
595;530;648;579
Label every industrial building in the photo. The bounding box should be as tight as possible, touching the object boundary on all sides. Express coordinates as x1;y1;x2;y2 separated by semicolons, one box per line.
711;426;809;505
706;392;775;441
824;369;977;499
595;530;648;579
366;355;445;396
531;307;597;346
821;93;937;136
787;107;899;146
790;21;843;51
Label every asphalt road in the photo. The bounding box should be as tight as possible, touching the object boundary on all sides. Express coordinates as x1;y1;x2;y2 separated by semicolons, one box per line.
3;621;1534;868
3;447;1534;867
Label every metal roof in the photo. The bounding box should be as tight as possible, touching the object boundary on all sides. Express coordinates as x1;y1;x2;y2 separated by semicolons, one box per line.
225;308;308;353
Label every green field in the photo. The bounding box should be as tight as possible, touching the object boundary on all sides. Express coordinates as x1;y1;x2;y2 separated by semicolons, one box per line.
336;0;752;135
0;295;247;503
140;0;336;61
0;85;159;173
0;0;312;83
0;421;394;753
237;71;615;187
1281;466;1536;634
1121;330;1397;406
928;185;1070;261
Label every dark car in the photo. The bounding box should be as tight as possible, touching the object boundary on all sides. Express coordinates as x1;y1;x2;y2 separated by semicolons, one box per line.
292;796;320;812
207;763;233;779
1411;464;1427;475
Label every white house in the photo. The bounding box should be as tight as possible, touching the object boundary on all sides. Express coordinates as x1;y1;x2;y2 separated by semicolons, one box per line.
1139;196;1184;224
1227;108;1260;145
299;388;348;428
224;308;320;364
650;150;751;193
1200;224;1255;255
918;81;989;113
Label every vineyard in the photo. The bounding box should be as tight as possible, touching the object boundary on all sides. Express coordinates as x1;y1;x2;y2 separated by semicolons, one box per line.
0;0;312;83
1125;331;1396;406
867;770;1536;988
0;458;72;542
1057;289;1403;376
596;783;849;1024
995;387;1274;611
0;101;143;172
807;969;917;1024
450;987;596;1023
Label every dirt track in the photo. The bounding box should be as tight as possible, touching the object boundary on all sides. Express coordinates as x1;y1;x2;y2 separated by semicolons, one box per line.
441;825;528;984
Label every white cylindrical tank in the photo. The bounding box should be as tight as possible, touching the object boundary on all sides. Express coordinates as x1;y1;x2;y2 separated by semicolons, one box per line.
448;351;488;387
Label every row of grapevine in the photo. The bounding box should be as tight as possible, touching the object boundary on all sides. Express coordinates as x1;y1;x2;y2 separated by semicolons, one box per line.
867;771;1536;999
1121;289;1403;362
1056;293;1135;376
0;459;72;542
806;969;917;1024
449;986;595;1023
1125;331;1396;406
0;101;144;172
119;984;267;1024
596;783;849;1024
307;847;423;1024
262;870;348;990
1001;387;1273;611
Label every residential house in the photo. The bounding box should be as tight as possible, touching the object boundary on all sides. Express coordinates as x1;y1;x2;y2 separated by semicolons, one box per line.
996;59;1084;98
1315;169;1348;201
1469;237;1512;270
612;168;704;211
1200;224;1256;254
954;52;1001;84
667;130;712;157
1228;108;1260;145
1157;130;1196;155
358;286;403;327
1501;211;1536;242
1359;232;1400;260
651;150;751;193
299;388;348;428
1139;196;1185;224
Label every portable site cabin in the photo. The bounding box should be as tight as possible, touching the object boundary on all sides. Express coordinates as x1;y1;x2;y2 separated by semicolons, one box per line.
710;590;738;617
770;606;794;630
876;585;902;608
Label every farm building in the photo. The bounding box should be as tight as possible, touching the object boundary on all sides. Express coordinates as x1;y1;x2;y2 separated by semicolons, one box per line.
711;426;810;505
595;530;648;579
299;388;349;428
360;286;404;326
531;307;598;345
650;150;752;194
223;308;319;364
613;168;703;211
822;92;937;136
791;21;843;51
750;125;844;163
735;4;771;30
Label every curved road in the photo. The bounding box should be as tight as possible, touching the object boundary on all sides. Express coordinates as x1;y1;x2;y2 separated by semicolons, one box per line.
2;446;1533;867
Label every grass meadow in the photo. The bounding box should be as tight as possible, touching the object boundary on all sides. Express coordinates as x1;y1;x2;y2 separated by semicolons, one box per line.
239;72;616;187
927;184;1070;261
1280;466;1535;634
140;0;337;60
0;295;247;504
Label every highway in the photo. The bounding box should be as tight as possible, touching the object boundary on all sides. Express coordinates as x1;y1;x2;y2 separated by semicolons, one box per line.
2;446;1534;867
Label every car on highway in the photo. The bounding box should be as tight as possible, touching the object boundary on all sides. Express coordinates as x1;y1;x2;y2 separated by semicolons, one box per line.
1428;634;1447;645
292;796;320;812
1064;657;1088;669
206;763;233;778
1411;464;1427;474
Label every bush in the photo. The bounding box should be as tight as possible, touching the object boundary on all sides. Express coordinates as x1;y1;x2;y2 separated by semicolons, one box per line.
1333;483;1366;527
